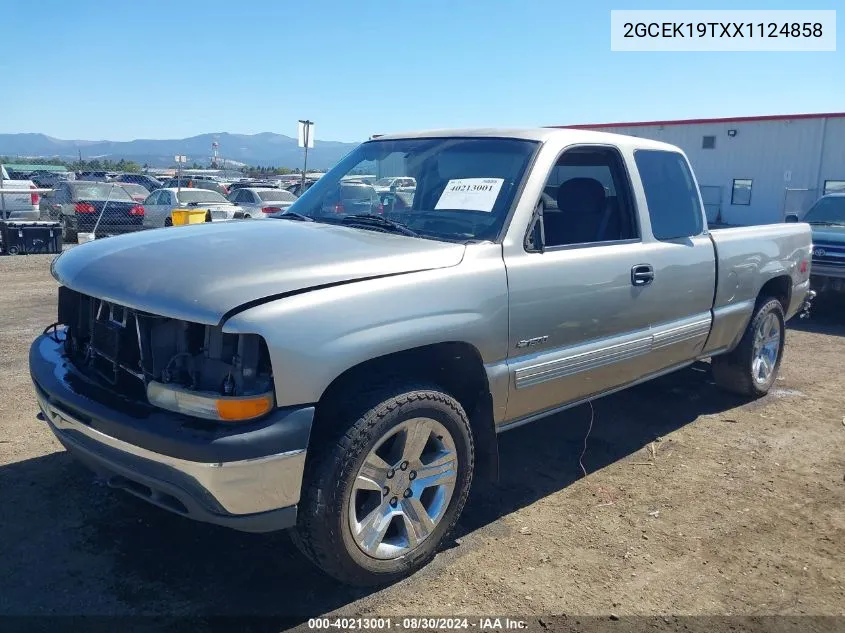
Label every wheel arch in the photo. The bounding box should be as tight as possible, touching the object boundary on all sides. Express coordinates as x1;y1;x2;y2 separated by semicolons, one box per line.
314;341;499;482
757;274;791;312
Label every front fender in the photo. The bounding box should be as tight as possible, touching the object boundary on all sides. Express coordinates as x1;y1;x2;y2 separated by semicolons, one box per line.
221;244;509;408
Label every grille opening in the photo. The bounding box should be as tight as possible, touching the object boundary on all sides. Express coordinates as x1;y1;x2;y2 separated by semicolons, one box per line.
57;287;275;405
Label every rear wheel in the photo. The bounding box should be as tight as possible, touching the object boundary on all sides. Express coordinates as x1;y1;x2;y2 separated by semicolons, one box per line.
712;297;785;397
292;385;474;586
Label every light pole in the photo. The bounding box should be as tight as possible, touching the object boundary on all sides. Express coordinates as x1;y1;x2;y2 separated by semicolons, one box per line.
298;119;314;193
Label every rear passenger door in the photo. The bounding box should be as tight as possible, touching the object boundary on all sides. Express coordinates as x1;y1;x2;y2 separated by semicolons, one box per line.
630;149;716;373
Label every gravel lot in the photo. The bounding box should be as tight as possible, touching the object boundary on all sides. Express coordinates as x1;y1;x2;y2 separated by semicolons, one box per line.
0;252;843;629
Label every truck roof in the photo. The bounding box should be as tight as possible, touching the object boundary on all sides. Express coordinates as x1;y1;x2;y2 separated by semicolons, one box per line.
371;127;680;152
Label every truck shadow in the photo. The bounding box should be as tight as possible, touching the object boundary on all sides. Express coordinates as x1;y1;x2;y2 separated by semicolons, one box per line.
0;362;745;626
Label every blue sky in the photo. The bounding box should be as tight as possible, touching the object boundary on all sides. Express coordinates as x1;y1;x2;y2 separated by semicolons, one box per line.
1;0;841;143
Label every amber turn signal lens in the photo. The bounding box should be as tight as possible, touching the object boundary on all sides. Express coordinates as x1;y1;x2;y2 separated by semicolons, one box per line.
216;395;273;421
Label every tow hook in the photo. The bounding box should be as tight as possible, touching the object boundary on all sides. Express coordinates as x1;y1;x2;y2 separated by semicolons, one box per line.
799;290;817;319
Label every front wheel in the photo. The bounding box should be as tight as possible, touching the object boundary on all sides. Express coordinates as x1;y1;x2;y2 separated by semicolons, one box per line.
712;297;785;397
292;386;474;586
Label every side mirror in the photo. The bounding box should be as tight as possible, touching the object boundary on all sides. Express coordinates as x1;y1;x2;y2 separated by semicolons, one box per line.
785;214;800;223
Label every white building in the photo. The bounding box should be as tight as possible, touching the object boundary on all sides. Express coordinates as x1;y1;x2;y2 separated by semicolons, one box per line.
560;113;845;226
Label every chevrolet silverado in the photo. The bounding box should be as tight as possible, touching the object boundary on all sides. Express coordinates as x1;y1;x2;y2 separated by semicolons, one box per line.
31;128;813;586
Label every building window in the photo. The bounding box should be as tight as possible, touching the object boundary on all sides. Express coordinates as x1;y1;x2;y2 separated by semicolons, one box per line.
702;135;716;149
731;179;753;205
823;180;845;195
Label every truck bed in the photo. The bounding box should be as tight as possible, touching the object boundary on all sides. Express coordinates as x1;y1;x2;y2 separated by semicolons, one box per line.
703;223;812;355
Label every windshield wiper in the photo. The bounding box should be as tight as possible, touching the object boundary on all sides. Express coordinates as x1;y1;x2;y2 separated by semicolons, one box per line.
271;210;314;222
341;214;419;237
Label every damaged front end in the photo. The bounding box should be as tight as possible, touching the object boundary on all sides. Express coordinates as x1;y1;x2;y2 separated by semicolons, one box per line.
56;286;275;422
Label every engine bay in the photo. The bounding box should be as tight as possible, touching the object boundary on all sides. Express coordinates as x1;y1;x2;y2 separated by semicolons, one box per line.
57;286;273;402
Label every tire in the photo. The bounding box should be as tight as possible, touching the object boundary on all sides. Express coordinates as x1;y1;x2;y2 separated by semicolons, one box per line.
61;216;77;244
292;385;475;586
164;218;172;227
712;297;785;397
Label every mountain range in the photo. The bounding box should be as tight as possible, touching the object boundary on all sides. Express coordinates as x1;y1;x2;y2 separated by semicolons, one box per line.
0;132;360;168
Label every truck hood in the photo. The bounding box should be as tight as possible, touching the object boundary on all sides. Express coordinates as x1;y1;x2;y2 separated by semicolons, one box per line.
811;225;845;243
52;220;466;325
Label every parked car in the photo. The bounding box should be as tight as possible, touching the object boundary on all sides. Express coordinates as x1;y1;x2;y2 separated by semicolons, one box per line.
319;182;383;216
228;180;282;191
31;128;813;587
285;179;318;197
76;171;113;182
30;170;75;188
787;193;845;295
141;187;244;228
39;181;144;242
116;183;150;203
113;173;163;191
0;164;40;220
373;176;416;193
160;178;230;196
228;187;297;218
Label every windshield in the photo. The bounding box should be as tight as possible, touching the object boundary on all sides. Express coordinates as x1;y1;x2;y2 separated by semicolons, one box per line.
176;190;228;204
287;137;538;242
257;190;296;202
804;197;845;225
70;183;134;201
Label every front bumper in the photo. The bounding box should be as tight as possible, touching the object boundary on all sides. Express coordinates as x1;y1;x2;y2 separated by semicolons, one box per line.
30;333;313;533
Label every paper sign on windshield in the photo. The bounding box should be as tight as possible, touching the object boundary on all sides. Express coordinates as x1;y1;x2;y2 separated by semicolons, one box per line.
434;178;504;212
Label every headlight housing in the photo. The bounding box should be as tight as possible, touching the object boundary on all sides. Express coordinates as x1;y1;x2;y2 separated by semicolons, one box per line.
146;381;274;422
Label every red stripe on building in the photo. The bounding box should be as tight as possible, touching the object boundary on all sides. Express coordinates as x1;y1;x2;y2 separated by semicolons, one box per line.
553;112;845;130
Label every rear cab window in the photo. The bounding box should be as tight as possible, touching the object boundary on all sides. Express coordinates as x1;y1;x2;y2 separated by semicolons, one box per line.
634;150;704;240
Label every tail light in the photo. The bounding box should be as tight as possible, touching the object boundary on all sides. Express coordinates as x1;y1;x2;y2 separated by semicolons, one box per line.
74;202;95;213
333;202;345;214
30;184;40;206
261;206;282;214
129;205;145;216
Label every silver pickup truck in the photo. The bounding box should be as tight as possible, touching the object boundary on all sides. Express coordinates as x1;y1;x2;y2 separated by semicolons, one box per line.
30;128;813;586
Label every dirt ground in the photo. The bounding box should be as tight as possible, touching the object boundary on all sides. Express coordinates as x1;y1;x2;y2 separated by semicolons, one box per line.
0;252;843;630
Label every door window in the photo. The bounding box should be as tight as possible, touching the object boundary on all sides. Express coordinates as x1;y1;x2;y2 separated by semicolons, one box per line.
538;146;639;248
634;150;704;240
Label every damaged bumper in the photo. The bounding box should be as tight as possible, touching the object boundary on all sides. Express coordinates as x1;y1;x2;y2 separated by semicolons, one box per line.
30;333;313;533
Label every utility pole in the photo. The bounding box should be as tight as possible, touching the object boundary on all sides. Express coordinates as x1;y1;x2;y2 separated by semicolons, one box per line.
298;119;314;193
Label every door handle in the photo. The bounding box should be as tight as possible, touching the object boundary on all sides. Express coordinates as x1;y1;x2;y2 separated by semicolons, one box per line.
631;264;655;286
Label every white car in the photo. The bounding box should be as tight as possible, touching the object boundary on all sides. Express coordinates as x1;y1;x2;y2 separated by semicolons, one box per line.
373;176;416;193
141;188;244;228
0;165;41;221
228;187;298;218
